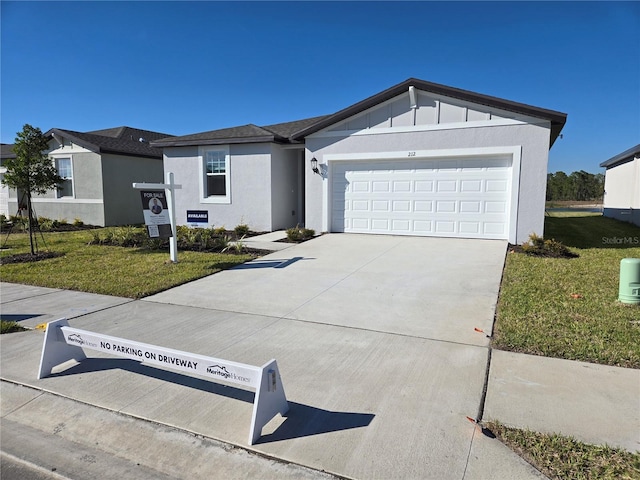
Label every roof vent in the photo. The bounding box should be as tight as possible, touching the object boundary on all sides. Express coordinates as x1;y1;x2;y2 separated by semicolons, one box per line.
139;138;146;143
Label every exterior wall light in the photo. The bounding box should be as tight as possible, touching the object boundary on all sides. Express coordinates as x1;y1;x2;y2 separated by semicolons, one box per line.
311;157;320;175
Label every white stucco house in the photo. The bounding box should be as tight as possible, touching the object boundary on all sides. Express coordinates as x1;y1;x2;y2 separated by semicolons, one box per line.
151;78;567;243
600;144;640;227
1;127;173;226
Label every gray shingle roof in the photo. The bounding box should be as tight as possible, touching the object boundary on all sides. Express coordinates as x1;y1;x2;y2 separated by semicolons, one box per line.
600;144;640;169
150;124;281;147
46;126;174;158
261;115;330;139
1;143;16;159
150;117;331;148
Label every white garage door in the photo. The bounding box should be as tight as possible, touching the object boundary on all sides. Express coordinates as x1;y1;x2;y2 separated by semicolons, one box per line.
331;156;512;239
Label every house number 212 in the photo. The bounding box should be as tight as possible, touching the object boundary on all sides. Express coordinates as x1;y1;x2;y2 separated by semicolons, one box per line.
408;152;416;157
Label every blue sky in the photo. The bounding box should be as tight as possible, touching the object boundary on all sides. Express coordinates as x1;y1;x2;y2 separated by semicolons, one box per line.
1;1;638;174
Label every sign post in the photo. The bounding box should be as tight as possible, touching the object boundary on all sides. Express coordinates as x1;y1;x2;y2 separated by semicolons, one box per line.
133;172;181;263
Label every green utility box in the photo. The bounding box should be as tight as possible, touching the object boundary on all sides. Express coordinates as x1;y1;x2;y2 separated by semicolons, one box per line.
619;258;640;304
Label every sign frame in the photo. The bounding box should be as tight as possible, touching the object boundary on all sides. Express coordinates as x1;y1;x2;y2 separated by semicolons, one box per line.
133;172;182;263
38;318;289;445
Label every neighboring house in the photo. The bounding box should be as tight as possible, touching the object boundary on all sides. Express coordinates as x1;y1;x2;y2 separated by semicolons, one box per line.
152;78;567;243
0;144;14;217
600;144;640;227
1;127;173;226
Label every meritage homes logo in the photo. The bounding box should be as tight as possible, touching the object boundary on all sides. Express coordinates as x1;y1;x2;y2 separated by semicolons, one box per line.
66;333;98;348
206;365;251;384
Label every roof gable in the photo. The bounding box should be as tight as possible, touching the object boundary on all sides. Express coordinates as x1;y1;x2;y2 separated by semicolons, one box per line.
320;89;547;135
291;78;567;146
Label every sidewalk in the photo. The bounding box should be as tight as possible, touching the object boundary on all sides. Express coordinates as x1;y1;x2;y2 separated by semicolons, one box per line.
1;274;638;478
236;230;294;251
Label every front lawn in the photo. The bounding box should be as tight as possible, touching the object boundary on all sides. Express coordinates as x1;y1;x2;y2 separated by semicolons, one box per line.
0;230;254;298
486;421;640;480
493;214;640;368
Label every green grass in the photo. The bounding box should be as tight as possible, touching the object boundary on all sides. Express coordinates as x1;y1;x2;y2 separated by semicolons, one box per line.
485;421;640;480
1;320;27;334
0;230;254;298
494;214;640;368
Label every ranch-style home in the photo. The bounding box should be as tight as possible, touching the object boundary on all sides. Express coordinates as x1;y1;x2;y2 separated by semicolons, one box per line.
1;126;173;226
600;144;640;227
152;78;567;243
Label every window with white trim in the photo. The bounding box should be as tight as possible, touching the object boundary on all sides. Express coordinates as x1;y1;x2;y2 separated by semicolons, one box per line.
201;147;230;203
55;158;73;198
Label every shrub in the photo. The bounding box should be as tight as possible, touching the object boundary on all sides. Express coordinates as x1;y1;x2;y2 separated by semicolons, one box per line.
146;237;165;250
214;226;227;235
9;215;27;232
215;234;232;252
37;216;54;231
73;218;84;227
199;228;216;250
87;230;102;245
112;226;144;247
102;229;114;244
286;225;315;242
234;223;250;237
521;233;577;258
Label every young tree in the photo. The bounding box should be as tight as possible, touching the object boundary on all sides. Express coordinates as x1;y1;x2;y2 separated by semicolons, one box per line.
2;124;62;255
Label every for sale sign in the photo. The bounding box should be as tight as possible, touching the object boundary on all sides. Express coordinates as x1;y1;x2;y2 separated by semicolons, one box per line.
140;190;173;238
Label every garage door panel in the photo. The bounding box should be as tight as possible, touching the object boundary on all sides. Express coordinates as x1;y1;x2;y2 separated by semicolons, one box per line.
486;180;508;192
392;200;411;212
414;200;434;212
372;181;390;192
435;221;456;233
461;180;482;192
352;181;370;192
331;157;511;239
413;220;433;233
436;201;457;213
484;223;506;235
371;219;390;230
437;180;457;192
352;200;369;211
393;181;411;192
460;201;481;213
372;200;390;211
459;222;481;234
415;181;434;192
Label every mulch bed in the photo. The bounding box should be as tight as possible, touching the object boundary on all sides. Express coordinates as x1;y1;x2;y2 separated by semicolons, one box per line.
0;251;64;265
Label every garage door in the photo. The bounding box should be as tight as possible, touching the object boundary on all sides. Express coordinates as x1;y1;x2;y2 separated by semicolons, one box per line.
331;156;512;239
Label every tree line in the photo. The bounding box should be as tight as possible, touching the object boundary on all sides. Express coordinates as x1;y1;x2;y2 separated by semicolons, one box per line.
546;171;604;202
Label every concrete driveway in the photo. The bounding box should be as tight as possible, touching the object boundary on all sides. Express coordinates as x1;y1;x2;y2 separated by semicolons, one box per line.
145;234;506;347
1;234;546;479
